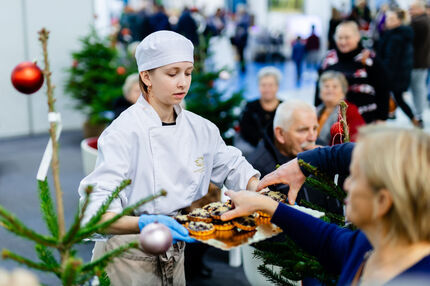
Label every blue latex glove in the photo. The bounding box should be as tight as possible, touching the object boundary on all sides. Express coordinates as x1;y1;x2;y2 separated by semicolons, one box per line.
138;214;195;244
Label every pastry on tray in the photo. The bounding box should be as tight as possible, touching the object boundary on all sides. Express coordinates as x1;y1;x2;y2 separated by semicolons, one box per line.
202;202;223;212
255;215;271;225
211;219;235;231
232;216;257;231
187;221;215;236
210;205;231;220
263;191;287;203
187;208;212;223
256;210;271;218
174;214;189;225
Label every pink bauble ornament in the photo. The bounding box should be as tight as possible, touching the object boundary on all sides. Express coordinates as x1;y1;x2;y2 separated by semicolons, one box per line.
11;62;44;94
139;222;172;255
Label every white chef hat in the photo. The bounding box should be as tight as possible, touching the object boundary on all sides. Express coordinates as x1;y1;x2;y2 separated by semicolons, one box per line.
135;30;194;72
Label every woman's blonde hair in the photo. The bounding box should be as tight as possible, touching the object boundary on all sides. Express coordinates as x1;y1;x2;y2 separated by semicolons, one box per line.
356;125;430;243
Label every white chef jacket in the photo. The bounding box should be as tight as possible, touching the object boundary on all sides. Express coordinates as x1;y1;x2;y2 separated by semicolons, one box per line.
79;96;259;223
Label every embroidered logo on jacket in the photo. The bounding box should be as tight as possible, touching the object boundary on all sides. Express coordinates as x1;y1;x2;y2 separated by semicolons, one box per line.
194;156;205;173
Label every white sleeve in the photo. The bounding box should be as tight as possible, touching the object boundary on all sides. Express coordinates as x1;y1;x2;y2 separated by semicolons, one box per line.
78;129;132;224
210;129;260;190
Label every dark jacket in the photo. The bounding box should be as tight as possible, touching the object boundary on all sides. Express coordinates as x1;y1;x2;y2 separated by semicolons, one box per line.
248;125;343;214
411;13;430;68
176;10;199;46
315;45;390;123
239;99;280;147
377;25;414;92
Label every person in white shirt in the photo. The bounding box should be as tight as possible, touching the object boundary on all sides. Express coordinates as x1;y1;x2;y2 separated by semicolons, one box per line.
78;30;260;285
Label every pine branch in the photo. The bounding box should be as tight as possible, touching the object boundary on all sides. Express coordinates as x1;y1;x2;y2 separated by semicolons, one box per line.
339;101;350;143
305;177;346;201
2;249;59;275
98;271;111;286
81;241;138;273
0;205;57;247
35;244;60;270
83;179;132;228
0;217;13;231
38;28;66;238
38;180;59;238
61;257;82;286
74;190;166;242
257;264;297;286
298;160;335;186
62;186;93;245
299;200;345;226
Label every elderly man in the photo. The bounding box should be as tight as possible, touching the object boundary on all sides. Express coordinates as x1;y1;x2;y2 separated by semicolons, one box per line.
409;0;430;128
248;100;342;213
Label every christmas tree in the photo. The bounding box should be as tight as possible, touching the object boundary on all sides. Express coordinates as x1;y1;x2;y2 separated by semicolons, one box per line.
64;29;135;125
253;101;351;285
1;28;163;286
186;33;243;145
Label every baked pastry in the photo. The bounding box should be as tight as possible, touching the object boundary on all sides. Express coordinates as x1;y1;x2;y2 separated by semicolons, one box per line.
187;221;215;236
187;208;212;223
264;191;287;203
225;200;233;208
210;205;231;220
255;215;271;225
256;210;271;218
202;202;223;212
232;216;257;231
174;214;189;225
211;219;235;231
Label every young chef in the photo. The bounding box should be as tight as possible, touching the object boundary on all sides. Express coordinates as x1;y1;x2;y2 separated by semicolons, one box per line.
78;30;260;285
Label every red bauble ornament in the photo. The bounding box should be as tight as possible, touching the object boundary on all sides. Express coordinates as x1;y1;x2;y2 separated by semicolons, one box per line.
330;122;344;138
11;62;44;94
139;222;172;255
116;66;126;75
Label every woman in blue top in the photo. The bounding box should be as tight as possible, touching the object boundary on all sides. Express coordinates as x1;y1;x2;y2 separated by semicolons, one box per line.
222;125;430;285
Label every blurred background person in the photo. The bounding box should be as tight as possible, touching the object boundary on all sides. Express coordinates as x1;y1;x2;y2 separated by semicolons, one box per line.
231;4;251;73
377;8;418;126
291;36;306;86
328;7;344;50
316;21;390;124
113;73;140;120
409;0;430;128
317;71;365;145
305;25;321;70
348;0;372;32
149;4;171;32
239;66;282;150
176;7;199;46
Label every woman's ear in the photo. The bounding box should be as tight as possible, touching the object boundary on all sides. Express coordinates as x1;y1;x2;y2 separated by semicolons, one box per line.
274;127;285;144
375;188;393;218
140;71;151;87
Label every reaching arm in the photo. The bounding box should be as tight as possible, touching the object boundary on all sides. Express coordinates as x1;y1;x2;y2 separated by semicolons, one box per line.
257;143;355;204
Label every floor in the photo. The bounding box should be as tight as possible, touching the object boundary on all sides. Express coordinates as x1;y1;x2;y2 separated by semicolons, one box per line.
0;59;429;285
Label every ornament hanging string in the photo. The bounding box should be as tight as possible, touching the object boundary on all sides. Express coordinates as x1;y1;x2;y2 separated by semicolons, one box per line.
36;112;62;180
331;107;344;145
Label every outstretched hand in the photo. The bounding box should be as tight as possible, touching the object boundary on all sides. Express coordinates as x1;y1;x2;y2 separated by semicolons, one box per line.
256;158;306;205
220;190;278;221
138;214;195;244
